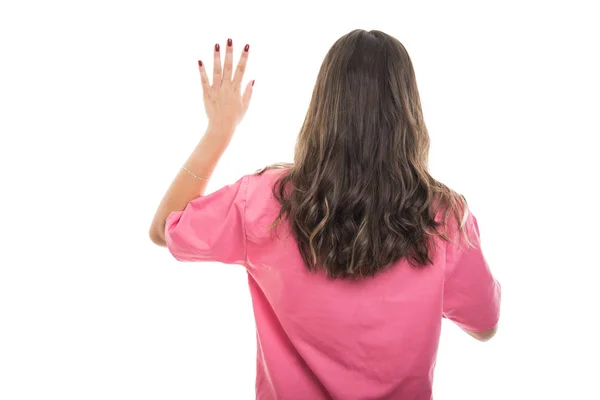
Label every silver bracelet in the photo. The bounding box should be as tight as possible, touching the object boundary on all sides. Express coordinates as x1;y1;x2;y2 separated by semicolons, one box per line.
182;166;209;181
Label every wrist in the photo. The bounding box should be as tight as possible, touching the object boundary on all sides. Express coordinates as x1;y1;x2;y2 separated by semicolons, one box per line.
201;127;231;152
206;122;236;138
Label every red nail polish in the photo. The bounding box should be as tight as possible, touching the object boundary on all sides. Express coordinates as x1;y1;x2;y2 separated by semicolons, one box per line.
198;60;203;67
244;44;250;52
215;43;220;52
252;80;255;87
227;38;232;47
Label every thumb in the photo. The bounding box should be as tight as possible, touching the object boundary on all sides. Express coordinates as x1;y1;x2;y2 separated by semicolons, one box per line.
242;80;254;111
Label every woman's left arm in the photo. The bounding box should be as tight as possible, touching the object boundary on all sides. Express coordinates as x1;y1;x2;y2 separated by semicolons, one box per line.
149;39;254;246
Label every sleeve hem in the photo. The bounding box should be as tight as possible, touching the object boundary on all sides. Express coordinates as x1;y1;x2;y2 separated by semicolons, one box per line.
457;279;501;333
462;313;500;333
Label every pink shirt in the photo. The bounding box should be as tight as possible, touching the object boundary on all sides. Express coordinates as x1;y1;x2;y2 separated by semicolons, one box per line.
165;168;501;400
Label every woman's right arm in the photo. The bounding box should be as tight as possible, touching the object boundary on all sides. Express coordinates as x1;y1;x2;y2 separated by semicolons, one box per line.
442;213;502;341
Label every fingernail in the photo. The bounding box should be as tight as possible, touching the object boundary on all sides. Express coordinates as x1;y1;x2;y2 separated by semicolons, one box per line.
244;44;250;52
252;80;255;87
215;43;220;52
198;60;203;67
227;38;232;47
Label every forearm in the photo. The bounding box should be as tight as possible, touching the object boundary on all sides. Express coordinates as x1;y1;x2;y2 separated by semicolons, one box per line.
149;126;233;245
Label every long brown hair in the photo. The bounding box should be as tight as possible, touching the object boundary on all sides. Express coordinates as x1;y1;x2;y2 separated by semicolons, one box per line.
256;29;471;279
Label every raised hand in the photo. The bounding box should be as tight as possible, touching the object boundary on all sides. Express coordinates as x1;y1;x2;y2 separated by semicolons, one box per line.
198;38;254;136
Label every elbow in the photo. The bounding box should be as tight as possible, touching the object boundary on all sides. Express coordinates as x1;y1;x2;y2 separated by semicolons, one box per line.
469;324;498;342
149;225;167;247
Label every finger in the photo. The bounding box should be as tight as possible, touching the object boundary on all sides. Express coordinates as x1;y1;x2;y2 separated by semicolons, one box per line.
223;38;234;83
233;44;250;91
198;60;210;95
242;80;254;110
212;43;222;87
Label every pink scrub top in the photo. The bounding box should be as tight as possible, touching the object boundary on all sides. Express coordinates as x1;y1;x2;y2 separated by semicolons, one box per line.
165;168;501;400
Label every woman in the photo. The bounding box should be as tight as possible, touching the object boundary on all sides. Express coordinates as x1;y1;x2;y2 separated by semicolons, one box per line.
149;29;501;400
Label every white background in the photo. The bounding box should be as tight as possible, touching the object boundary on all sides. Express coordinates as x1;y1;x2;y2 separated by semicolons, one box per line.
1;1;599;399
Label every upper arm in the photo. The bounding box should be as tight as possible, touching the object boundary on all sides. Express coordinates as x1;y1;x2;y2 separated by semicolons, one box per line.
442;212;501;340
164;174;250;266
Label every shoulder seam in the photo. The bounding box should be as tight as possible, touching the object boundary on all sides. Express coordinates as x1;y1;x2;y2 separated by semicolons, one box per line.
242;174;251;267
444;243;467;283
445;214;480;283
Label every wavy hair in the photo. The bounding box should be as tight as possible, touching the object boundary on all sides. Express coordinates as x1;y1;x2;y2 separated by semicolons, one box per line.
256;29;472;279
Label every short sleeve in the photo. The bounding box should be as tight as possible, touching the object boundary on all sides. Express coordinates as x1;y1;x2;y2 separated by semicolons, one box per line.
164;175;249;266
442;212;501;333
